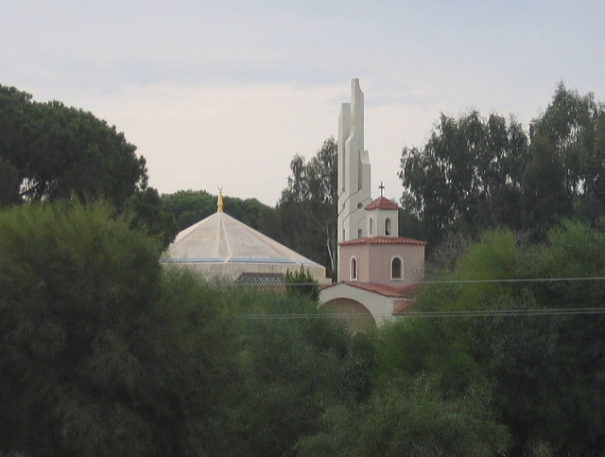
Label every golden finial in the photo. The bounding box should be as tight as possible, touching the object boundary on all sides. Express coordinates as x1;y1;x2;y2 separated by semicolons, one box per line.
217;186;224;212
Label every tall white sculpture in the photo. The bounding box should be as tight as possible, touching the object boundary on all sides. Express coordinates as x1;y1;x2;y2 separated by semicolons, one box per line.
337;78;372;245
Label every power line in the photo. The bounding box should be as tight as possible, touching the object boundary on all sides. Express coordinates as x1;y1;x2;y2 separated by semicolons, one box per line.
234;276;605;287
241;307;605;320
415;276;605;285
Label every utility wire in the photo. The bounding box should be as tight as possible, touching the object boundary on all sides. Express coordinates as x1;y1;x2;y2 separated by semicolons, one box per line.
241;307;605;320
235;276;605;287
235;276;605;319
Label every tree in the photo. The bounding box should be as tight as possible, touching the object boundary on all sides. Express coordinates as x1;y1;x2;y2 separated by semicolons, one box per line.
299;376;509;457
285;266;319;301
527;83;605;223
215;286;369;457
124;187;178;248
0;202;234;457
278;138;338;278
0;84;176;248
521;134;572;241
160;189;276;234
298;312;510;457
0;85;147;206
421;223;605;456
399;84;605;249
399;111;528;251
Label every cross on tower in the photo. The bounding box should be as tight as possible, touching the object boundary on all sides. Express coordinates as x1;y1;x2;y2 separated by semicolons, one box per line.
379;181;385;197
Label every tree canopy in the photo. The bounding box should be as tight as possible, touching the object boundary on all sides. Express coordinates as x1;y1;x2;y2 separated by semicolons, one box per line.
0;202;233;456
0;84;177;247
276;138;338;277
411;221;605;456
161;189;273;233
399;84;605;252
0;85;147;206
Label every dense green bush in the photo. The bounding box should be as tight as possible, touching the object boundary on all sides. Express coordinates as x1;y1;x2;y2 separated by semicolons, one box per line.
0;202;233;456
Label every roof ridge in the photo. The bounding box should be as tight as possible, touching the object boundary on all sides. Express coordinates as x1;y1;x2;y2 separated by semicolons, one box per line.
218;212;232;260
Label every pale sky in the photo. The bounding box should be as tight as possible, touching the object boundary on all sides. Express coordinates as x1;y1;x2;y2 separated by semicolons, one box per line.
2;0;604;206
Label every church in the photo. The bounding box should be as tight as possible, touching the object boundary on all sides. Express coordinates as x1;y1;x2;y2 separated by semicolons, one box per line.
319;79;426;327
162;190;329;285
162;79;424;324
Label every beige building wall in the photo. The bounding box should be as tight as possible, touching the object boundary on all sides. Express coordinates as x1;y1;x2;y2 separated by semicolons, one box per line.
339;243;425;287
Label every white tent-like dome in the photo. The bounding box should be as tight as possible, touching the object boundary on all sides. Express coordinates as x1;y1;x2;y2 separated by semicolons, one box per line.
162;209;328;284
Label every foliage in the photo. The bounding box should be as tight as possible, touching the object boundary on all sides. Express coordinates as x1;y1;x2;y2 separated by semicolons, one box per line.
524;84;605;236
399;111;528;250
0;84;176;248
0;201;371;457
299;376;509;457
160;189;275;233
285;266;319;301
399;83;605;251
125;187;178;248
417;222;605;456
0;85;147;206
0;202;234;457
277;138;338;278
299;313;510;457
10;202;598;456
216;287;371;457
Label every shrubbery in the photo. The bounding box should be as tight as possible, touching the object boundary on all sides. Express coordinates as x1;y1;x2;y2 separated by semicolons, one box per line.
2;201;603;456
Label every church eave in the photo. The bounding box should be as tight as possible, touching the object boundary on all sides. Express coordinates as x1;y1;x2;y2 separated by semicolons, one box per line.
339;236;426;246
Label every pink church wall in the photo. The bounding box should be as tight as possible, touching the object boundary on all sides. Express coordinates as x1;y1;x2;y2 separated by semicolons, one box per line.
339;243;424;286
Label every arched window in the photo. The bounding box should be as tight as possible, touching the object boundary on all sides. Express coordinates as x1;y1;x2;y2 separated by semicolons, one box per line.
369;218;374;236
385;218;391;236
391;256;403;280
350;257;358;280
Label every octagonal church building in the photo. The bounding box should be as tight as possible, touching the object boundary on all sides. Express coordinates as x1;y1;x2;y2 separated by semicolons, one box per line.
162;191;329;285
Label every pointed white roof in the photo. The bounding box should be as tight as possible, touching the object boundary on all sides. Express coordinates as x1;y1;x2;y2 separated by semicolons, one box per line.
165;211;321;268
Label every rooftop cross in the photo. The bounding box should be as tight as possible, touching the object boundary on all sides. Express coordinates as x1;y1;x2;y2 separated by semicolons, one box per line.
379;181;385;197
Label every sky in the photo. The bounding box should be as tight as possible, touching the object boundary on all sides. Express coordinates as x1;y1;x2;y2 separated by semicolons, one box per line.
2;0;604;206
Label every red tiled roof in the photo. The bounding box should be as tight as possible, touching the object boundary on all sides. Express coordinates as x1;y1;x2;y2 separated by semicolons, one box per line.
324;281;421;298
339;236;427;246
365;196;399;210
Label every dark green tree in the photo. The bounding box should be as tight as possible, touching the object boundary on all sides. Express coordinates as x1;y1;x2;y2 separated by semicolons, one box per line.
422;223;605;456
399;84;605;249
125;187;178;248
399;111;528;251
521;134;572;241
0;85;147;206
0;84;176;247
0;202;234;457
285;266;319;301
160;189;275;233
278;137;338;278
217;287;369;457
527;83;605;225
298;310;510;457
